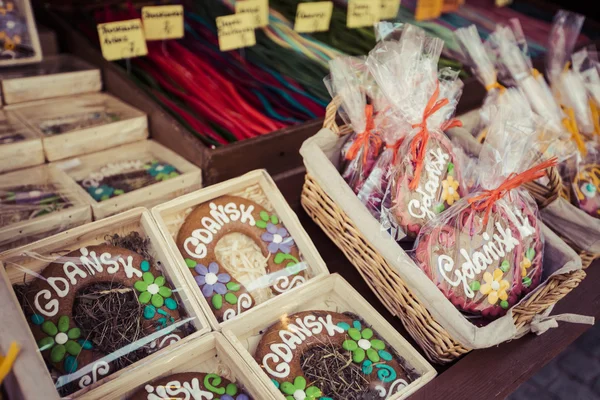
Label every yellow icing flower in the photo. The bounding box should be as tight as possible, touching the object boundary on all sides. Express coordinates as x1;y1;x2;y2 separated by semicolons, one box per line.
520;257;532;278
441;176;460;205
479;268;510;305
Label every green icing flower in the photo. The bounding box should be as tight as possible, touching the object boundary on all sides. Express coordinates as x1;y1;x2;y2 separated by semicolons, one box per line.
339;320;388;363
281;376;321;400
37;316;82;364
134;271;173;308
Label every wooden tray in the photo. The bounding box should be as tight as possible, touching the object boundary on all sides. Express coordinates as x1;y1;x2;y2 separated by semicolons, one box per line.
0;54;102;104
0;207;211;399
222;273;437;400
0;108;44;173
0;164;91;253
55;139;202;220
6;92;148;162
83;332;267;399
151;169;330;330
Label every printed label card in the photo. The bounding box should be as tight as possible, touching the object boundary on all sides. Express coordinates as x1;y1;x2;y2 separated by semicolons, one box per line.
97;19;148;61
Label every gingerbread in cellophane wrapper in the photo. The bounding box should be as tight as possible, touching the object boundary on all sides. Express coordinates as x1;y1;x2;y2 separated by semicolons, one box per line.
364;24;465;239
413;102;561;319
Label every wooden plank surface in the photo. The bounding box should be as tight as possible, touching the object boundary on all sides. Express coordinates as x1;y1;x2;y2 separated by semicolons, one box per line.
274;168;600;400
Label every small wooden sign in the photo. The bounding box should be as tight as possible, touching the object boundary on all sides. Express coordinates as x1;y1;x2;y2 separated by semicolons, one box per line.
97;19;148;61
380;0;401;20
235;0;269;28
347;0;381;28
141;5;185;41
294;1;334;33
216;13;257;52
414;0;443;21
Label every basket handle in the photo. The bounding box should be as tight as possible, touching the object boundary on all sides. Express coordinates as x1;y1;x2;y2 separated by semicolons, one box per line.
524;165;564;209
323;96;353;137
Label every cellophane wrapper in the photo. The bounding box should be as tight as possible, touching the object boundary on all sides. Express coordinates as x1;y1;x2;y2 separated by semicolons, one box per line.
455;25;502;135
572;47;600;106
326;57;382;192
493;23;564;133
546;10;585;85
412;103;562;319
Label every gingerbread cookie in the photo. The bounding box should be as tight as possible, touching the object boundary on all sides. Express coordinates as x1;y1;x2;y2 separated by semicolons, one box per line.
255;311;415;399
0;185;71;227
79;159;180;202
177;195;305;322
572;164;600;218
129;372;252;400
25;244;183;389
414;199;543;319
391;132;464;238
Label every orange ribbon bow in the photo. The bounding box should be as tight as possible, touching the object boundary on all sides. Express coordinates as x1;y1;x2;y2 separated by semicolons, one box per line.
409;83;450;190
345;104;382;167
468;157;558;225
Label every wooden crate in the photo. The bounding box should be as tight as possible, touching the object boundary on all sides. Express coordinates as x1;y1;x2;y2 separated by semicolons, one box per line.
0;0;42;67
151;169;330;330
0;108;44;173
84;332;267;399
0;54;102;105
222;273;437;400
0;207;212;399
6;92;148;162
54;140;203;220
0;164;91;253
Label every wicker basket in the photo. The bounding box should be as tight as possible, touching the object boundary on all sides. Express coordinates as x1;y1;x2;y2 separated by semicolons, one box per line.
524;169;599;268
300;99;587;364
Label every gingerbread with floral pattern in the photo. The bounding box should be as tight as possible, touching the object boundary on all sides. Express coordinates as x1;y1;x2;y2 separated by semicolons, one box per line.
255;311;414;399
25;245;182;383
129;372;252;400
176;195;305;322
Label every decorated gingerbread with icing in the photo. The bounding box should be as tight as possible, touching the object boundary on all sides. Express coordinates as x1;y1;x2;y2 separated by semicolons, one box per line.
129;372;252;400
255;311;415;399
25;245;183;389
79;159;180;202
573;164;600;218
392;133;464;238
177;195;305;322
414;199;543;319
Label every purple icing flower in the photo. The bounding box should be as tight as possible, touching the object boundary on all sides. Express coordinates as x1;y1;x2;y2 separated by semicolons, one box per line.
221;395;250;400
194;262;231;298
261;223;294;254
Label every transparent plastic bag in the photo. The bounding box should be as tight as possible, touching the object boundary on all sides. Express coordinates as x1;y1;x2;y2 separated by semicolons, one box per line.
570;147;600;219
492;23;564;132
572;46;600;107
364;24;465;238
455;25;503;136
412;104;559;319
2;211;206;397
546;10;585;85
326;56;383;192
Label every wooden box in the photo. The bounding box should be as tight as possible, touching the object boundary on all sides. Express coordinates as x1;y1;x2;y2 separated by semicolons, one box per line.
83;332;267;399
222;273;437;400
0;108;44;173
6;92;149;162
0;54;102;105
0;207;212;399
0;0;42;67
151;169;330;330
0;164;91;253
55;140;203;220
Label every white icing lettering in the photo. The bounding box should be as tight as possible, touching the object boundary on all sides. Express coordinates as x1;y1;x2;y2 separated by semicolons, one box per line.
224;202;240;221
408;148;450;220
34;290;59;317
209;203;230;225
119;255;141;279
63;262;87;285
48;277;69;298
100;252;120;274
279;330;303;350
239;204;255;226
201;216;221;234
